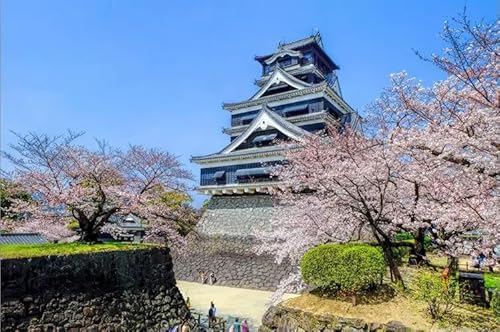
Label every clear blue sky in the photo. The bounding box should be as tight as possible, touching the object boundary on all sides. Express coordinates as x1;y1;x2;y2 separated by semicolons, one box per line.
1;0;497;206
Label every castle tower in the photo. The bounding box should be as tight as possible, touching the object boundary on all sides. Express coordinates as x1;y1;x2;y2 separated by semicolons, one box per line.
192;33;360;196
174;34;360;290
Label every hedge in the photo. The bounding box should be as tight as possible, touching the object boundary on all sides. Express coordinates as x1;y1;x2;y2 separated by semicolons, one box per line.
300;243;386;293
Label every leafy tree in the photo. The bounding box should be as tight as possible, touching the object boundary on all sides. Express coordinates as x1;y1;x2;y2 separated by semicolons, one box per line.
0;178;31;220
412;271;458;321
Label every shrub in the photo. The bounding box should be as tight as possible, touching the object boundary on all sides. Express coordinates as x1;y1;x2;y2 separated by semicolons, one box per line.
301;243;386;295
491;290;500;318
67;220;80;231
412;270;457;321
394;231;432;249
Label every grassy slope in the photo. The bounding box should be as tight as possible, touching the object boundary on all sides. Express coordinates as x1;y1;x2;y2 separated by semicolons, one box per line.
0;242;157;259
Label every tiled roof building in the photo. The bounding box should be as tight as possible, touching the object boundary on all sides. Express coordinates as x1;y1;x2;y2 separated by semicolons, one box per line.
192;33;360;195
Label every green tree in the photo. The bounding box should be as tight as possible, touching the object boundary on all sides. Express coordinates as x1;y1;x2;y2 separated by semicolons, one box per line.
0;178;31;220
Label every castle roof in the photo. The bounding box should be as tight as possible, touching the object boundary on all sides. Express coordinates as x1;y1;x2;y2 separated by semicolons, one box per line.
255;33;338;70
250;67;312;100
192;105;308;164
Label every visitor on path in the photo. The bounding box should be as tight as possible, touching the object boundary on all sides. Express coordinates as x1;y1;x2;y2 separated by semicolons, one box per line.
208;272;217;285
229;317;241;332
208;301;217;327
241;320;249;332
186;297;191;309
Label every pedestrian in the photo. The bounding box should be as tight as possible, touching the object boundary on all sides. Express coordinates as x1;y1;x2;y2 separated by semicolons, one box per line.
208;301;216;327
231;317;241;332
186;297;191;310
242;319;249;332
208;272;217;285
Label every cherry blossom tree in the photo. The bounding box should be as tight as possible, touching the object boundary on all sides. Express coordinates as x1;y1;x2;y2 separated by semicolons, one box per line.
255;14;499;295
371;14;499;261
2;131;194;244
255;126;409;283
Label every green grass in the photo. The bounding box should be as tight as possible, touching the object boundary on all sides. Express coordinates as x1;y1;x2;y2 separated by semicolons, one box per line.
0;242;158;259
485;273;500;289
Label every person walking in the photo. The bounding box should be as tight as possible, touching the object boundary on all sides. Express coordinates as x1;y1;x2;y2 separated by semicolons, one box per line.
208;301;217;327
241;319;249;332
230;317;241;332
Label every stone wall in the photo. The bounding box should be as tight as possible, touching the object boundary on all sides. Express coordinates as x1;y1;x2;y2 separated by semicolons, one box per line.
173;235;293;291
173;194;295;291
196;194;277;238
1;247;194;332
259;305;418;332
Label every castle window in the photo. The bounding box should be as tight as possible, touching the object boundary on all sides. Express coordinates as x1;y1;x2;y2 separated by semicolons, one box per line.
303;51;314;64
282;104;309;117
241;115;256;125
213;171;226;184
252;133;278;146
235;167;271;182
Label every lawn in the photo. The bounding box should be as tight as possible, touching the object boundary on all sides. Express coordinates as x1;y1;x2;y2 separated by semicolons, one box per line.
286;284;500;331
485;272;500;289
0;242;157;259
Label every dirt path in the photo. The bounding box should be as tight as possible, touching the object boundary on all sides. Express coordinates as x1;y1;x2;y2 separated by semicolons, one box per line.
177;280;298;329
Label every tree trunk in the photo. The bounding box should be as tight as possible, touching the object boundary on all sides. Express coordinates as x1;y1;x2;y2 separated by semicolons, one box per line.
78;220;99;243
447;256;459;275
413;227;427;264
382;243;404;286
80;229;98;243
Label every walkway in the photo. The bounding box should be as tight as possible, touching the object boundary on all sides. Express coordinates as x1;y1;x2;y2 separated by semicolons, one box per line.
177;281;298;330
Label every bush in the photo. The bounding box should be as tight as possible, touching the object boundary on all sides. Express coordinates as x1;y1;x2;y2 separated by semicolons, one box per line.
301;243;386;295
394;231;432;249
412;270;457;321
67;220;80;231
491;290;500;318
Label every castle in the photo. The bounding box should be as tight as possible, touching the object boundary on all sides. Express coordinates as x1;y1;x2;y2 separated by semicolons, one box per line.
174;33;359;291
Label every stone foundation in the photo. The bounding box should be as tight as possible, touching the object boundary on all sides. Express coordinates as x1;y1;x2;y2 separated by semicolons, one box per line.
1;247;194;332
173;236;293;291
173;194;294;291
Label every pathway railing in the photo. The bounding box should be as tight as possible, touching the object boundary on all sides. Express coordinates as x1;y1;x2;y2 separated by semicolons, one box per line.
190;309;227;332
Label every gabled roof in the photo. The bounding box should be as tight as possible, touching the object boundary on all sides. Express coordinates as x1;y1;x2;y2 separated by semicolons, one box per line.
278;33;324;50
250;67;311;100
255;33;338;71
264;49;303;65
219;105;308;154
255;34;324;63
255;64;325;87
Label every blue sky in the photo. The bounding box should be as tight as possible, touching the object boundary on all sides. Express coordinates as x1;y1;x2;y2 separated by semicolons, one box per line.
1;0;496;206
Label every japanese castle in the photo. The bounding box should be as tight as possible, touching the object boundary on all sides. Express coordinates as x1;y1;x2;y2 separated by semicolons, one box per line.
192;33;360;195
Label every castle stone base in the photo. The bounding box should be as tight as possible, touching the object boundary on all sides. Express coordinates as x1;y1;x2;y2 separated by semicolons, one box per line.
172;194;293;291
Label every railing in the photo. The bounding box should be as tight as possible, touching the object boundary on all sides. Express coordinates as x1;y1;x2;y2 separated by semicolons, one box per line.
190;309;227;332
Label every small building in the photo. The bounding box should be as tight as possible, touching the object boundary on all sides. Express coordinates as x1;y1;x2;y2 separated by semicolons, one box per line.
102;214;146;243
0;233;48;245
116;215;146;243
